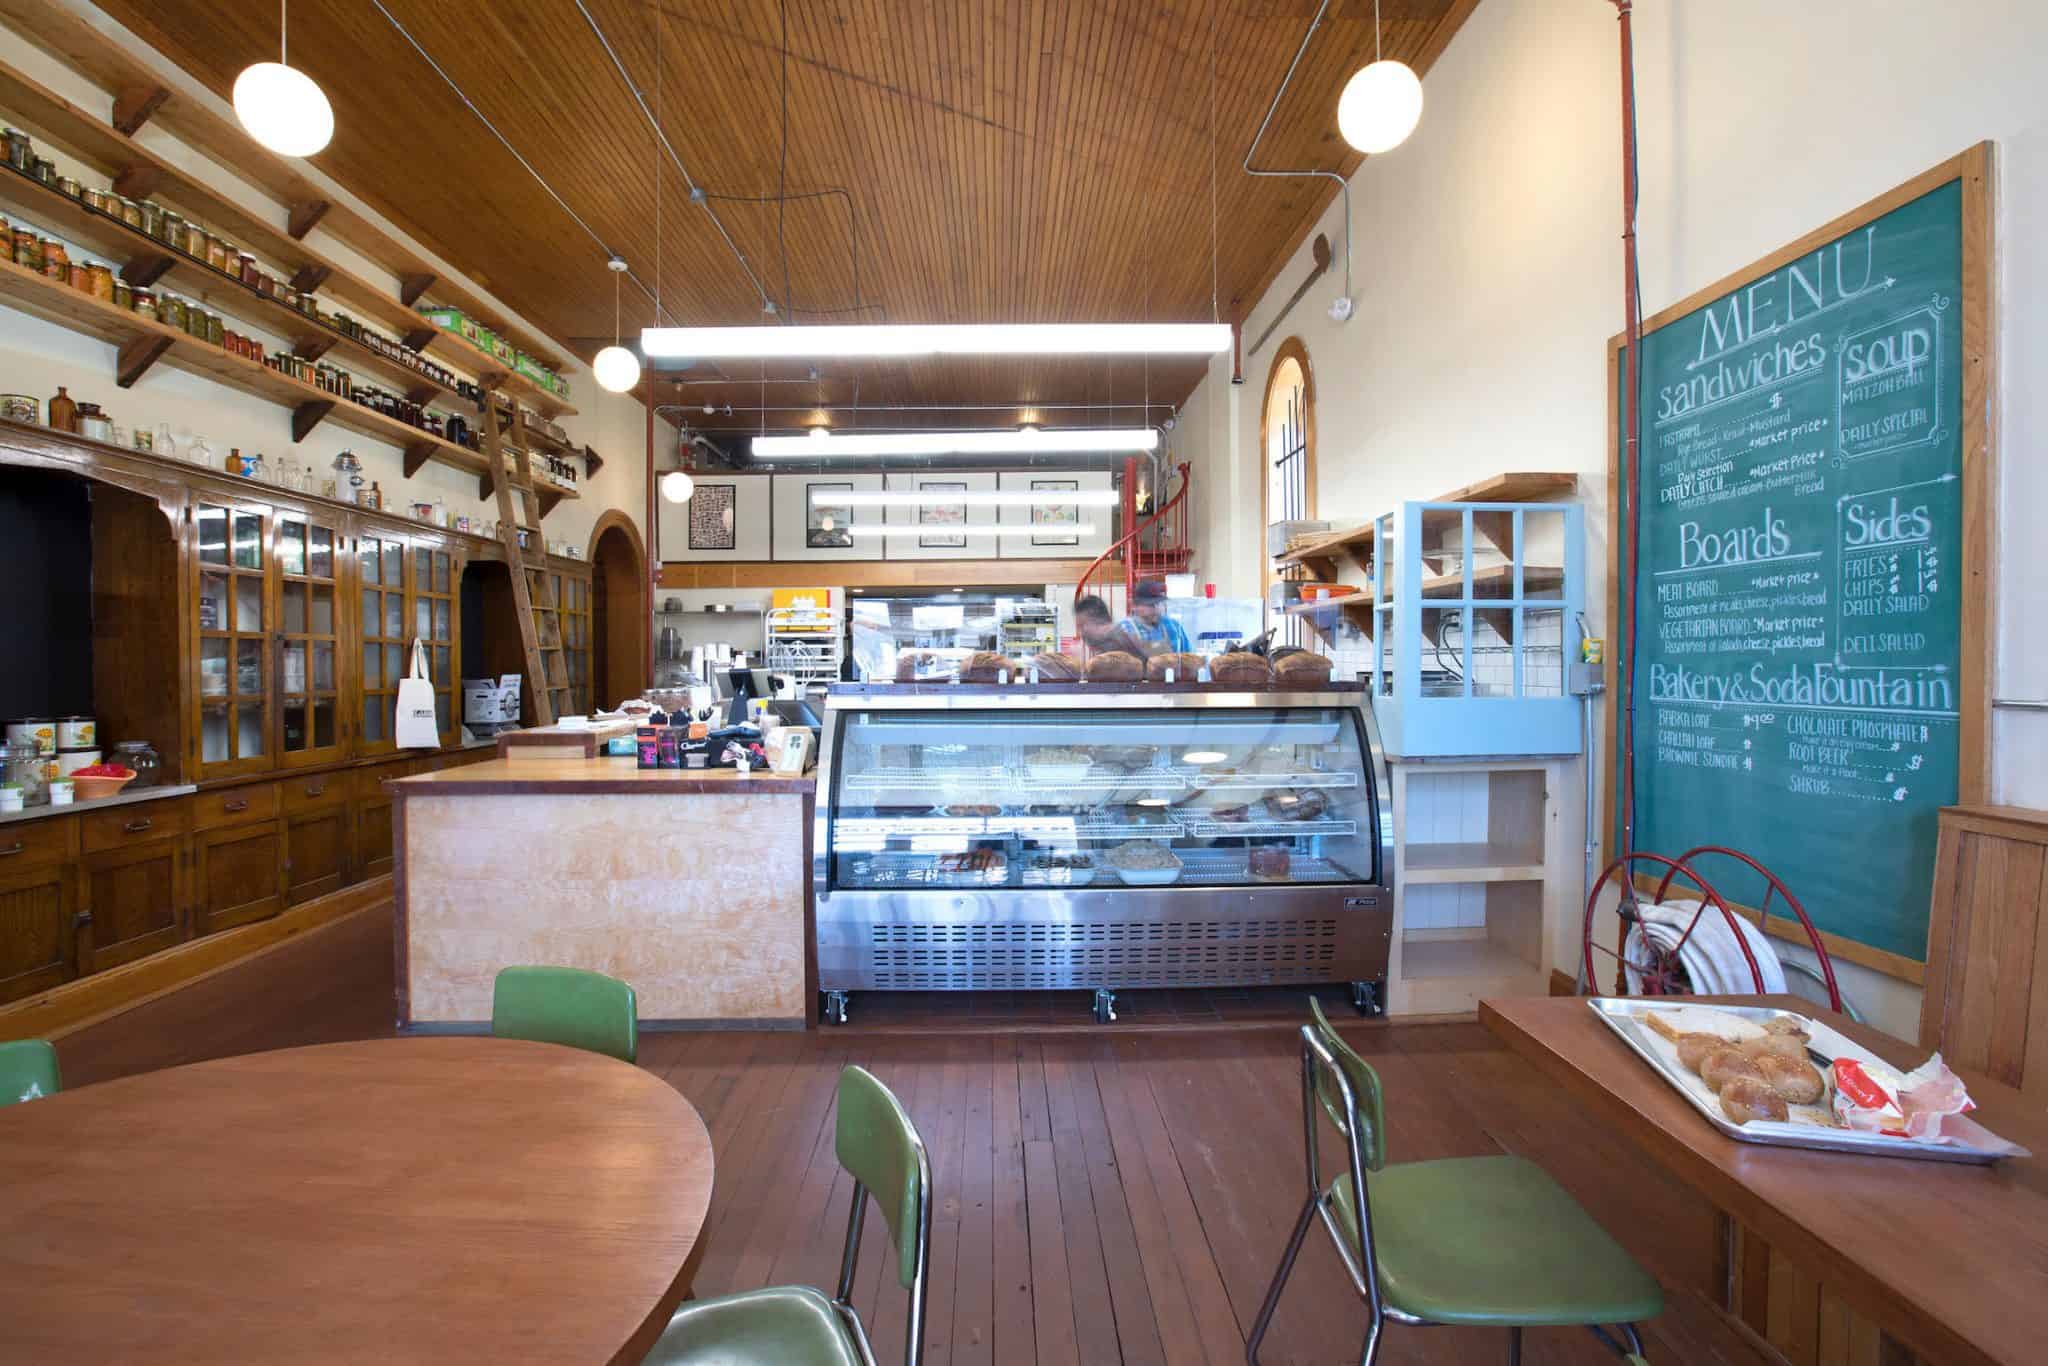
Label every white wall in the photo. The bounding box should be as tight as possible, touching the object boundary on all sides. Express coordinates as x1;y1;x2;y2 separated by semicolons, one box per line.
0;18;649;557
1179;0;2048;1036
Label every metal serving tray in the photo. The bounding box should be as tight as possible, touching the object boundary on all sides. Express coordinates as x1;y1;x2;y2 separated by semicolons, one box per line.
1589;998;2023;1165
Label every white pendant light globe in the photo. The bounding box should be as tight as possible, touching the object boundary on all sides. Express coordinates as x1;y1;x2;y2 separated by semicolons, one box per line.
659;469;694;504
233;61;334;157
1337;60;1422;155
592;344;641;394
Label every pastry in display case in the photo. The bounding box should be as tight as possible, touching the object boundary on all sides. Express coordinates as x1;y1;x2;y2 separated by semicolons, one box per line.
813;685;1393;1023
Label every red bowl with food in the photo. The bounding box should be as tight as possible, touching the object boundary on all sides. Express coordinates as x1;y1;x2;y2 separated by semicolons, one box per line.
68;763;136;799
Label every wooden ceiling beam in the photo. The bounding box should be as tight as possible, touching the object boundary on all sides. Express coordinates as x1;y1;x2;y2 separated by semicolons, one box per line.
109;82;167;136
287;199;331;240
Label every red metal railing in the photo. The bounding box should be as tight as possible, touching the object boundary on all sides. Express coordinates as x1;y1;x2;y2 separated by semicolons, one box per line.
1076;460;1191;607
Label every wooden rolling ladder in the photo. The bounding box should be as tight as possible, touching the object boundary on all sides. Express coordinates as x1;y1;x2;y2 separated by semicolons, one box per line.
479;388;571;726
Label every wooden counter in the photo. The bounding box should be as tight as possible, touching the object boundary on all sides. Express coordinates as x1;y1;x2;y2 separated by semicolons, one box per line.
390;758;816;1030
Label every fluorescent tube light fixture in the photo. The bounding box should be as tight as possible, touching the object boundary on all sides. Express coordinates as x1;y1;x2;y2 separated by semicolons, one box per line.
755;428;1157;458
810;490;1120;508
643;322;1231;360
841;523;1097;540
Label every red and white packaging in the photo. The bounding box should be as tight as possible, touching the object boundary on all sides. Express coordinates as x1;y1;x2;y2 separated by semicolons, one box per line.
1832;1053;1975;1141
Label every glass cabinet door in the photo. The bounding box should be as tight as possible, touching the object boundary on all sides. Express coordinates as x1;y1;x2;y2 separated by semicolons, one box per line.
194;501;273;777
560;571;592;715
276;511;347;767
413;544;457;744
357;528;410;755
827;706;1379;891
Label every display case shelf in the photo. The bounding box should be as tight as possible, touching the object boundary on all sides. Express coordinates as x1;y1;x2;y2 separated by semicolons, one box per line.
1185;769;1360;791
1179;816;1360;840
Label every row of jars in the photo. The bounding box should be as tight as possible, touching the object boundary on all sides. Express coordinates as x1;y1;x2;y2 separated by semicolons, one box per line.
7;124;462;395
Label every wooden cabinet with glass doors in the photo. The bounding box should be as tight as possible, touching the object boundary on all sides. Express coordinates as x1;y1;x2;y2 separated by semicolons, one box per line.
192;498;350;777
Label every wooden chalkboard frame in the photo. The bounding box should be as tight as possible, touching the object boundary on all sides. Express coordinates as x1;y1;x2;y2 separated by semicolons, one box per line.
1602;143;1997;983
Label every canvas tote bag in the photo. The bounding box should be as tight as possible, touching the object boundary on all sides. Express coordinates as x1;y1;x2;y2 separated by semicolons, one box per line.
395;639;440;748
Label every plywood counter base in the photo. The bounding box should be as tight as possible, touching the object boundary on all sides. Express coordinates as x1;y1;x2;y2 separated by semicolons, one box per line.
390;758;816;1029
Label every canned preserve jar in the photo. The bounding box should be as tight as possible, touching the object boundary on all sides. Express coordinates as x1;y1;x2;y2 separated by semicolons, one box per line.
56;716;95;749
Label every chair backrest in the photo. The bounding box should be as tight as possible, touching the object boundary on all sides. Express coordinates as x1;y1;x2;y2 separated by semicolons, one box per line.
1308;997;1386;1171
490;966;637;1063
0;1039;61;1106
835;1065;931;1291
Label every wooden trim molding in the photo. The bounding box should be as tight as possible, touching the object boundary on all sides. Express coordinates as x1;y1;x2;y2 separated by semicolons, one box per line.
657;558;1116;590
1258;335;1317;594
0;876;389;1042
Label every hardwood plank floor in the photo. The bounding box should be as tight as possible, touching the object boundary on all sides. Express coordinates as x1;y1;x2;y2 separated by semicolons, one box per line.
53;902;1773;1366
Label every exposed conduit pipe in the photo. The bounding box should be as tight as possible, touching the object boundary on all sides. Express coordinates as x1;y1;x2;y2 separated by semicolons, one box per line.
1612;0;1645;872
368;0;676;323
1243;0;1353;303
572;0;779;315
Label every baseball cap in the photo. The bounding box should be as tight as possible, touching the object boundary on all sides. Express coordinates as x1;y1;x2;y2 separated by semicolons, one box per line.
1133;579;1168;603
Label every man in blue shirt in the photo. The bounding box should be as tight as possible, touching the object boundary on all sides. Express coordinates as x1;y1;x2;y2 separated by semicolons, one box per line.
1118;580;1191;654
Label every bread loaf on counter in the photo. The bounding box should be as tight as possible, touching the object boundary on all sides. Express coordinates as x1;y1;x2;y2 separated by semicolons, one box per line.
1144;652;1207;682
1272;650;1334;686
1084;651;1144;682
1032;651;1083;681
960;651;1012;682
1210;651;1273;687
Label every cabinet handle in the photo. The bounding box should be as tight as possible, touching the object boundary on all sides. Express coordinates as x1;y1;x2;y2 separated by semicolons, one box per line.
0;840;23;857
304;783;325;797
223;798;249;812
124;818;153;834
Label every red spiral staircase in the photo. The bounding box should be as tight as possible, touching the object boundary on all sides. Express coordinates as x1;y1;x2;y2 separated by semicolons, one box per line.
1076;458;1193;605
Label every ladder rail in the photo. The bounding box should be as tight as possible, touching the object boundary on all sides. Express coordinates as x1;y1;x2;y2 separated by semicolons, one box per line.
482;390;572;726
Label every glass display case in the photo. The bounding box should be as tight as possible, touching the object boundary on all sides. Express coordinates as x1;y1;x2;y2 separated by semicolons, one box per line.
814;686;1393;1021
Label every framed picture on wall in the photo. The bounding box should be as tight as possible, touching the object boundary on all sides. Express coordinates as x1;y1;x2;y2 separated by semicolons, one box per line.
687;484;737;551
917;481;969;549
807;482;855;548
1030;478;1081;547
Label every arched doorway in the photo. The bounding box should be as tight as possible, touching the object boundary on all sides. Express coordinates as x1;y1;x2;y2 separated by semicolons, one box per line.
1260;337;1316;647
586;510;648;708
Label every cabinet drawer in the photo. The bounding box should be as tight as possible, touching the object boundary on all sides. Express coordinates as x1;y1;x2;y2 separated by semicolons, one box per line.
0;815;79;869
81;799;192;854
281;773;348;812
193;782;279;830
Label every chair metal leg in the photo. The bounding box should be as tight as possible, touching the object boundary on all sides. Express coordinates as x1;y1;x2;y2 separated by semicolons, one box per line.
1357;1317;1384;1366
1507;1325;1522;1365
1590;1323;1646;1359
1246;1191;1320;1365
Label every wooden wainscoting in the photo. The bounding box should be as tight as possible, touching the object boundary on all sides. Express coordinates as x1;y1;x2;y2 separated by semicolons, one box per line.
1919;804;2048;1093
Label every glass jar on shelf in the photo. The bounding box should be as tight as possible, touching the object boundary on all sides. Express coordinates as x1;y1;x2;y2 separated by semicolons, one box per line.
110;739;162;788
2;741;49;806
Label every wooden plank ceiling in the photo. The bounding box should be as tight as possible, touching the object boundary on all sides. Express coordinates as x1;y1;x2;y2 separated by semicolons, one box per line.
91;0;1478;437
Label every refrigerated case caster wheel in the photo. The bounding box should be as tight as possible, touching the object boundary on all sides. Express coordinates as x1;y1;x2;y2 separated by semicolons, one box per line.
823;990;850;1025
1092;988;1117;1024
1349;979;1384;1018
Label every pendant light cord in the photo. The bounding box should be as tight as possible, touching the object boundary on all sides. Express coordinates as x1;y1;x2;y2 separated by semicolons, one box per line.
1375;0;1382;62
281;0;288;65
1208;1;1218;325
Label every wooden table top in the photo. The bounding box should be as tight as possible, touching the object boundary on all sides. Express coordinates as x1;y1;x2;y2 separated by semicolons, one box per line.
1481;994;2048;1366
0;1037;715;1364
391;755;816;795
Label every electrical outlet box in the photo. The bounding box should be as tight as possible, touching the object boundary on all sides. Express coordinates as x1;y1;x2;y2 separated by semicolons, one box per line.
1568;661;1605;696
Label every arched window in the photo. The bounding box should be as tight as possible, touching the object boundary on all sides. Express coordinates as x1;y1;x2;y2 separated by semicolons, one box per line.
1260;337;1316;647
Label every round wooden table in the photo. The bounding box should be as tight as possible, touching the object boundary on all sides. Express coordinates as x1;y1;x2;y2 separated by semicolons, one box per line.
0;1037;714;1363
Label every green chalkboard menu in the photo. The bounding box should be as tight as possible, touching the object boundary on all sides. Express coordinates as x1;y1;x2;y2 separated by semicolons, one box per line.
1613;151;1991;969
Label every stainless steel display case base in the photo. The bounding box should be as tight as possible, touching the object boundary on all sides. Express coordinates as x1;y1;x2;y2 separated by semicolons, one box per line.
817;886;1391;994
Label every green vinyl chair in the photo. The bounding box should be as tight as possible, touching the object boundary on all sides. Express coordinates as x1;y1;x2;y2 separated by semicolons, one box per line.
0;1039;60;1105
642;1065;933;1366
1246;999;1662;1365
490;966;638;1063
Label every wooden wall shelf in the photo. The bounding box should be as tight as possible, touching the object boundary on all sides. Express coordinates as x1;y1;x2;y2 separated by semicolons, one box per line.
0;254;583;505
0;0;568;373
1273;471;1578;577
0;52;574;421
0;166;466;410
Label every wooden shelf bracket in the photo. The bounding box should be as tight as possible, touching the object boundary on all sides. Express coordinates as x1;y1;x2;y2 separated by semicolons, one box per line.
115;333;172;388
